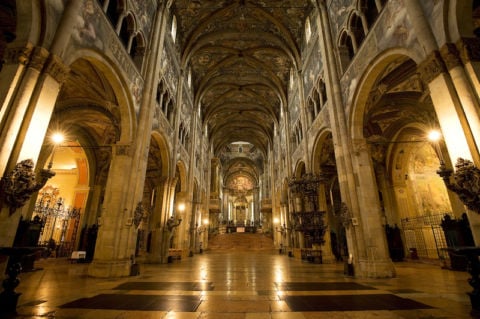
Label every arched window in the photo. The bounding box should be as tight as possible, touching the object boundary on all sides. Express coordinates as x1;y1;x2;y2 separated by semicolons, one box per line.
130;32;146;68
350;12;365;49
308;97;316;121
319;79;327;106
305;16;312;44
338;31;354;73
106;0;124;29
361;0;379;29
171;14;177;43
119;13;135;48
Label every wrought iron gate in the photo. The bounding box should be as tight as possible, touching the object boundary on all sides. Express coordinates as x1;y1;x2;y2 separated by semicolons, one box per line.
400;213;449;260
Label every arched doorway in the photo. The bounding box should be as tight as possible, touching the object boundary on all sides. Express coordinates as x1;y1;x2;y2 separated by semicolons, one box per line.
354;54;462;262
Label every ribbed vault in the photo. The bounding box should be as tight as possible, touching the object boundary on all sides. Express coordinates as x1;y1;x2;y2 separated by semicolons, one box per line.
172;0;313;159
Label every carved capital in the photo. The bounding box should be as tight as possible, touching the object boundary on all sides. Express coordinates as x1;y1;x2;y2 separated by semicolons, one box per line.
351;138;369;156
457;37;480;64
44;54;70;83
3;44;33;65
417;50;446;84
440;43;462;70
114;144;131;156
27;47;49;71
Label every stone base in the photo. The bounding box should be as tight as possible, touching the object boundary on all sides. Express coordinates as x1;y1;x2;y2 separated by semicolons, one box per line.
321;252;337;264
144;254;169;264
88;259;131;278
357;258;396;278
0;291;21;314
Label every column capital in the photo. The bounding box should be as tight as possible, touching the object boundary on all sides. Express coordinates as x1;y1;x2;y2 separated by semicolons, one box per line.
3;43;34;66
417;50;446;84
439;43;462;71
113;144;132;156
27;47;49;72
351;138;369;156
44;54;70;84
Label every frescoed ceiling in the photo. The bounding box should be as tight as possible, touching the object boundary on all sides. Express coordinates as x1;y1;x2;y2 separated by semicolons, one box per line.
172;0;313;156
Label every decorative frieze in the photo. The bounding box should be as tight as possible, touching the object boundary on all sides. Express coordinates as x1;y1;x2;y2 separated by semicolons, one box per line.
417;50;446;84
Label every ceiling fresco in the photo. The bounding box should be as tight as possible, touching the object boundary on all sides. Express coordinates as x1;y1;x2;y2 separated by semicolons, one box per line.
172;0;313;156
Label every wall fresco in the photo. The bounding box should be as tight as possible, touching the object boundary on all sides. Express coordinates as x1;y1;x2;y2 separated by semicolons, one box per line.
327;0;353;42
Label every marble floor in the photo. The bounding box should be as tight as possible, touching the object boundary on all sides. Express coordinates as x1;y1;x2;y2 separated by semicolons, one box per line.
3;250;476;318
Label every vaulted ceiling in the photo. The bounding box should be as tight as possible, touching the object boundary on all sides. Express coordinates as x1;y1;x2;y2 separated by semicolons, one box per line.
172;0;313;156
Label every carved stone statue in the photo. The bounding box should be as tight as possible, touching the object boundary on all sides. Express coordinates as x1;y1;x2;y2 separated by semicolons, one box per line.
133;202;147;228
0;159;55;215
166;216;182;232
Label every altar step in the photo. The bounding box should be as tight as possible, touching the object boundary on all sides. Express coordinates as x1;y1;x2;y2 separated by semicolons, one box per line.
208;233;275;251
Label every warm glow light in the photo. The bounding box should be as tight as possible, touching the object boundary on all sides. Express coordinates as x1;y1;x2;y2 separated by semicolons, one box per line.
203;218;209;225
51;132;64;144
427;130;442;142
273;217;279;224
178;203;185;212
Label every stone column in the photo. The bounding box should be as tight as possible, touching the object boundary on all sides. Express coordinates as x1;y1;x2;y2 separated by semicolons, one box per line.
457;37;480;108
418;52;480;243
352;139;395;277
312;0;394;277
88;145;135;277
0;0;82;175
146;178;173;263
440;43;480;164
318;183;335;263
85;185;103;226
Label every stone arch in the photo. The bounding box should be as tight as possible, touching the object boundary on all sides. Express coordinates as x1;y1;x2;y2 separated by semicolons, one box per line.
62;49;136;143
293;161;306;178
151;131;171;178
350;48;424;140
175;160;188;193
349;50;455;261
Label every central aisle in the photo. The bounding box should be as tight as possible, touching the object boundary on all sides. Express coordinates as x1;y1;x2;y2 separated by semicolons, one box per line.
13;251;472;318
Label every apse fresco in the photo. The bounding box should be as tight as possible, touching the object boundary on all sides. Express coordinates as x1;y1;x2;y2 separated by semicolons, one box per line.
227;176;254;192
409;147;451;215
